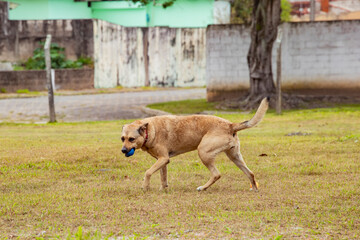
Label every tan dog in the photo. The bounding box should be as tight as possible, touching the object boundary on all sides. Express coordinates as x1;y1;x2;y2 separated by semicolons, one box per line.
121;97;269;191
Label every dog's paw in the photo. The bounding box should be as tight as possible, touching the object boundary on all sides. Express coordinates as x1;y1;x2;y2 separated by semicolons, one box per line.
159;185;168;192
142;185;150;192
197;186;205;191
250;182;259;192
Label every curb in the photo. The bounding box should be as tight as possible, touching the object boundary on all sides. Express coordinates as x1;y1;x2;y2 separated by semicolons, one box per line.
141;106;171;117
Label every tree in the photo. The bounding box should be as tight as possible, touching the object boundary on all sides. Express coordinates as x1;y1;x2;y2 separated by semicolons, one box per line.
233;0;291;24
138;0;286;107
233;0;290;107
246;0;281;104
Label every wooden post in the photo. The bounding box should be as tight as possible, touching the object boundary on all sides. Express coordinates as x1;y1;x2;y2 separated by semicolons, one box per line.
44;34;56;123
15;22;19;58
142;28;150;87
276;27;282;115
310;0;316;21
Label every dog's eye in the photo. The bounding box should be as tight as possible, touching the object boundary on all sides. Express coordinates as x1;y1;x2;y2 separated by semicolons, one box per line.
121;137;125;142
129;137;135;142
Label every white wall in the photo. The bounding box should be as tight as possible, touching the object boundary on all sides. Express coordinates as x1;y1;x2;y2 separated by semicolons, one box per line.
94;20;206;88
94;21;145;88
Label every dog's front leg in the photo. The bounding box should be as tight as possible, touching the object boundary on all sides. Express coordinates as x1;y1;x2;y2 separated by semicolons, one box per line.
142;157;170;191
159;165;168;191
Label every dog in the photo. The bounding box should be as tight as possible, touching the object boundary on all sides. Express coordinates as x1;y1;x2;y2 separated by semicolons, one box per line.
121;97;269;191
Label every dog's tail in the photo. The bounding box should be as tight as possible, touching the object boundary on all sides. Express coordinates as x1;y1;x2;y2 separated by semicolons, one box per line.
232;97;269;132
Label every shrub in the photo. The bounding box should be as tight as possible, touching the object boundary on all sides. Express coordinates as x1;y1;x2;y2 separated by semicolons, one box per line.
281;0;292;22
23;42;93;70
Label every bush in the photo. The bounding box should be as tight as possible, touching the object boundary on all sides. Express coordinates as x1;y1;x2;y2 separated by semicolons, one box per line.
21;42;93;70
281;0;292;22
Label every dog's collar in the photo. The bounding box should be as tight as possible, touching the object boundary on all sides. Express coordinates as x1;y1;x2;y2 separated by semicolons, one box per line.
142;128;148;147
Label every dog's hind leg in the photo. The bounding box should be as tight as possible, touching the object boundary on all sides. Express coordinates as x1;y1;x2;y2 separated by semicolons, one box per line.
196;135;229;191
225;145;258;191
196;156;220;191
159;165;168;191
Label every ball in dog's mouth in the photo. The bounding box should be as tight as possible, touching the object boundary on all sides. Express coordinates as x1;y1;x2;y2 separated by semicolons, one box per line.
125;148;135;157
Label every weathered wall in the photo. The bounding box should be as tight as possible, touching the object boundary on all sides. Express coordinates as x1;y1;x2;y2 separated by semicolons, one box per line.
206;21;360;101
0;2;93;62
94;20;206;88
0;69;94;92
280;21;360;94
206;24;250;101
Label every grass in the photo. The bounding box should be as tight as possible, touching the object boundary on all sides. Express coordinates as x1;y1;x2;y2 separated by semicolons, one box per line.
15;89;41;95
0;102;359;239
147;99;219;114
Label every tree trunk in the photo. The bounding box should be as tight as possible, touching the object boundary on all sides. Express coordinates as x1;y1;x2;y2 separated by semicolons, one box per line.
247;0;281;100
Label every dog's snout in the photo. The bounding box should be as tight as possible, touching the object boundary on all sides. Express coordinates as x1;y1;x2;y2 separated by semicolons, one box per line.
121;147;128;153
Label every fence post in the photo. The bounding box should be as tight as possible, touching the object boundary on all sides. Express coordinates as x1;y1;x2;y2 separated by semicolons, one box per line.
44;34;56;123
276;27;283;115
310;0;316;21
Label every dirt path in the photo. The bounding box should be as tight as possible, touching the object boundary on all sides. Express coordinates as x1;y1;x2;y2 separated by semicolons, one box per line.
0;88;205;123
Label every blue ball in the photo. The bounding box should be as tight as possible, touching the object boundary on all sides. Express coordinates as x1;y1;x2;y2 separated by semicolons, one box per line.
125;148;135;157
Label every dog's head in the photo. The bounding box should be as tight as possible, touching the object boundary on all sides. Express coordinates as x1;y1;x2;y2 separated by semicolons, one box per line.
121;122;148;157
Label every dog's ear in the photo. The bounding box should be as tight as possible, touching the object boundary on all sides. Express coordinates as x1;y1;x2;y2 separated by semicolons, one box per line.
122;124;128;130
138;123;148;136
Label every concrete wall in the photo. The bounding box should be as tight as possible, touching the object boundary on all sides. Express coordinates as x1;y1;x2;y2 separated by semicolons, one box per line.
0;69;94;93
0;2;93;62
206;21;360;101
280;21;360;94
206;24;251;100
94;20;206;88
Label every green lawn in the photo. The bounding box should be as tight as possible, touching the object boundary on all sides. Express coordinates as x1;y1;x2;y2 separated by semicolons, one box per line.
147;99;218;114
0;102;359;239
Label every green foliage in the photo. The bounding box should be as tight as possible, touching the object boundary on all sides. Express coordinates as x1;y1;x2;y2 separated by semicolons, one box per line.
232;0;253;25
23;42;93;70
12;65;25;71
232;0;292;24
131;0;149;5
25;42;65;70
76;56;94;66
132;0;175;8
161;0;175;8
281;0;292;22
0;88;6;93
